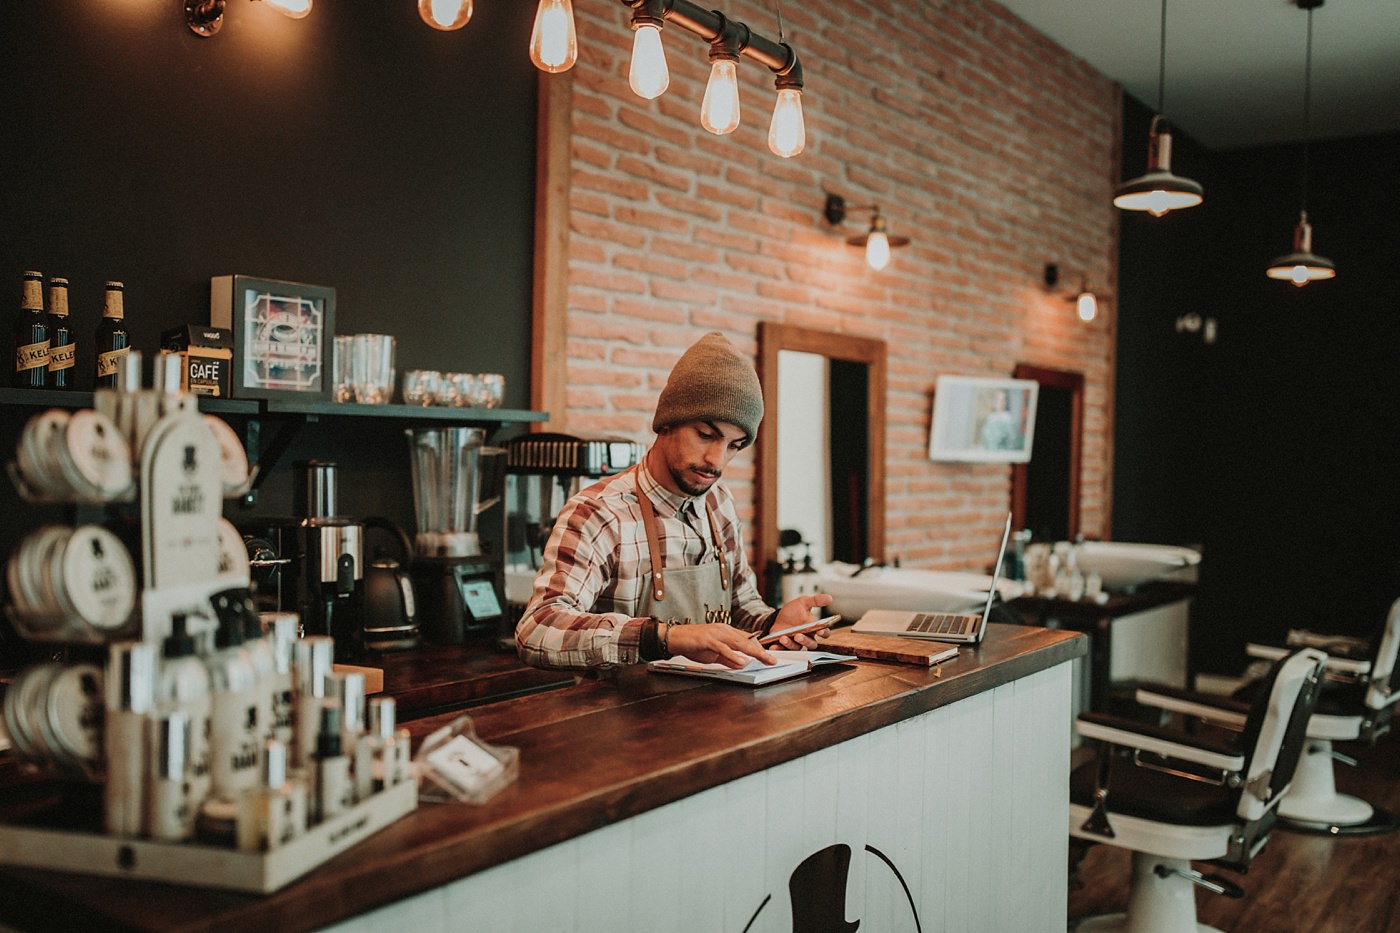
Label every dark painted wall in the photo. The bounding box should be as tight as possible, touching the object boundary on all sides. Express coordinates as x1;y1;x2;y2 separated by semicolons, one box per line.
0;2;538;663
1114;97;1400;676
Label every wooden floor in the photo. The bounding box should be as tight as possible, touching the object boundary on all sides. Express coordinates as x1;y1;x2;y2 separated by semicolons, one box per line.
1067;733;1400;932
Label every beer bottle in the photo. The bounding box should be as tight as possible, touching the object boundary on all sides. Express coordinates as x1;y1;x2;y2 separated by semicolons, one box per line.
94;281;130;388
12;270;50;388
47;276;76;389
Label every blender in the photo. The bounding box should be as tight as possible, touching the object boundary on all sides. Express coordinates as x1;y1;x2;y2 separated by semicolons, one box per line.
405;427;505;645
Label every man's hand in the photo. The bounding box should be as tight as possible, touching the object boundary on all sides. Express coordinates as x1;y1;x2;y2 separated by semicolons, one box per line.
766;592;835;650
665;623;777;669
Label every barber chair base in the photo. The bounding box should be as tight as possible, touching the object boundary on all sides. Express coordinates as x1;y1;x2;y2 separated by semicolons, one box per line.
1278;739;1399;836
1070;854;1224;933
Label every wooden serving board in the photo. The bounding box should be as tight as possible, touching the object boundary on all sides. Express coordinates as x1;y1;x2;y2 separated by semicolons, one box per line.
816;629;960;666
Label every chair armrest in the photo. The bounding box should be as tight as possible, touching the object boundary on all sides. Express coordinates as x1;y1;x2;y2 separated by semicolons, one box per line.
1135;684;1249;729
1075;711;1246;773
1247;641;1371;676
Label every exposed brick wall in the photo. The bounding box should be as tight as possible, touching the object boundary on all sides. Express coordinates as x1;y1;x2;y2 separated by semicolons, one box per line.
556;0;1119;568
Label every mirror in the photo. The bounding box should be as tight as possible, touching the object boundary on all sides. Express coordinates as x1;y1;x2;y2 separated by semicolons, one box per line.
756;323;887;596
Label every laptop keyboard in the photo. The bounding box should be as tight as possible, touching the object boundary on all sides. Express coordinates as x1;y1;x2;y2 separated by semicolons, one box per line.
909;612;969;634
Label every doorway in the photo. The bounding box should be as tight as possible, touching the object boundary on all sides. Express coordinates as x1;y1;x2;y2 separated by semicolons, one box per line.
1012;364;1083;541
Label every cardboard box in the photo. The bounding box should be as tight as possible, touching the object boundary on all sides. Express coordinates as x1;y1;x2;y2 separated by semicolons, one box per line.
160;324;234;397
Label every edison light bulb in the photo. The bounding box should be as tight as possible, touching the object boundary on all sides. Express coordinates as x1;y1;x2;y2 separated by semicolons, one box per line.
419;0;471;31
865;230;891;271
629;24;669;99
700;59;741;136
1076;290;1098;322
530;0;577;73
767;88;805;158
265;0;312;19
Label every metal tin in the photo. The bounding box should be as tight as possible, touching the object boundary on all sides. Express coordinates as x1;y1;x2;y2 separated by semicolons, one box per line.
204;414;250;495
57;409;133;500
53;525;138;636
43;663;105;774
15;409;72;499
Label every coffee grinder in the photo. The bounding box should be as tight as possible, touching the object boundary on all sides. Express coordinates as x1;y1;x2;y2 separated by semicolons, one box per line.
288;459;365;660
406;427;506;645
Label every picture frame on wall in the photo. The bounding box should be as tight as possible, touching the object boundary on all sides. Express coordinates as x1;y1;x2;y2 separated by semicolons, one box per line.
210;275;336;401
929;375;1039;463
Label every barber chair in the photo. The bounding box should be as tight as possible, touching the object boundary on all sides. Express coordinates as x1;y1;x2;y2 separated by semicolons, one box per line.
1068;647;1326;933
1237;596;1400;835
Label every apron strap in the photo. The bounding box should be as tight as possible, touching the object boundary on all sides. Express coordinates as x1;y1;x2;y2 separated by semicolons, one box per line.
635;467;731;602
636;471;667;602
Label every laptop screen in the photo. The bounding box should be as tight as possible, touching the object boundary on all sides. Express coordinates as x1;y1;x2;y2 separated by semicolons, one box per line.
980;513;1013;622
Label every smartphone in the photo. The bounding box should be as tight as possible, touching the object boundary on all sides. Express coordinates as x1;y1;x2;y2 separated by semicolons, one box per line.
758;615;842;646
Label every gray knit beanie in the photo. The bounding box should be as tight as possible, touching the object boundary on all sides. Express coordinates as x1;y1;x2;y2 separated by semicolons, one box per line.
651;331;764;441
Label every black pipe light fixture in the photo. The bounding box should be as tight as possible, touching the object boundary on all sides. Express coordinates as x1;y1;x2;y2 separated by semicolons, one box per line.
623;0;806;157
185;0;310;36
823;194;909;272
1266;0;1336;287
1113;0;1204;216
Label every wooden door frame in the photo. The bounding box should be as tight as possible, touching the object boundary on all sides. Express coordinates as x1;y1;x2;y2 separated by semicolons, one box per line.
1012;363;1084;539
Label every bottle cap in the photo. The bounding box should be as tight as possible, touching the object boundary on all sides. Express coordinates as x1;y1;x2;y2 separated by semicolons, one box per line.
106;642;157;714
294;636;335;697
152;711;191;781
262;738;289;789
164;613;197;658
368;696;397;740
327;671;366;735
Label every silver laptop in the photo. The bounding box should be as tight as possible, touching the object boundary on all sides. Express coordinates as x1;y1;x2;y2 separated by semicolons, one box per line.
850;513;1012;644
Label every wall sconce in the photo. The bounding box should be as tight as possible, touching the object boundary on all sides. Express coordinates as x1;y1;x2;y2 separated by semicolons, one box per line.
622;0;806;158
1175;312;1218;345
1043;263;1102;322
824;194;909;271
185;0;311;37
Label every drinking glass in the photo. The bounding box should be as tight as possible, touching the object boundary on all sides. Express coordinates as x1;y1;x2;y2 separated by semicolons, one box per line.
402;369;441;407
332;335;355;403
477;373;505;409
351;334;396;404
446;372;478;408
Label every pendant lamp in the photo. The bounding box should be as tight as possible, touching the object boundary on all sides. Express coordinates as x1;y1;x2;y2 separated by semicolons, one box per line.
1114;0;1203;216
1266;0;1336;286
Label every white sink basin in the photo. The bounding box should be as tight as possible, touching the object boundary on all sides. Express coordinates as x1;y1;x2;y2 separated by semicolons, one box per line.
1073;541;1200;591
816;564;1024;619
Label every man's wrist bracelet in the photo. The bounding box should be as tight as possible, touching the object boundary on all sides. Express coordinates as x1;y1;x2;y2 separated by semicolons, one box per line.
659;622;670;657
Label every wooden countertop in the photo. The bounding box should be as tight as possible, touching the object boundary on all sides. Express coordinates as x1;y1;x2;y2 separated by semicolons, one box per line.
1008;579;1196;624
373;640;579;720
0;624;1084;933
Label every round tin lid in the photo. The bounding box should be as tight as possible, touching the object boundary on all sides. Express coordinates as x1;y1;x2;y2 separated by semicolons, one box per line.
59;409;133;500
204;415;249;495
44;663;105;772
55;525;137;634
16;409;72;499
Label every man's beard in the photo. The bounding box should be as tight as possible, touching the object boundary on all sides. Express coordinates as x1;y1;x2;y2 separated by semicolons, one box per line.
673;463;721;497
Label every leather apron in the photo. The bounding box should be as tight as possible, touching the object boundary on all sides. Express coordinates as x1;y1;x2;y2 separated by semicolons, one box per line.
635;468;731;628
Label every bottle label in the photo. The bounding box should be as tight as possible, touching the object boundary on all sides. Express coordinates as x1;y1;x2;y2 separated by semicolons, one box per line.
96;346;129;379
15;340;49;373
49;342;75;372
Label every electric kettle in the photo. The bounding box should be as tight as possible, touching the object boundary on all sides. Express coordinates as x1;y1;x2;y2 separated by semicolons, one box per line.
361;516;420;652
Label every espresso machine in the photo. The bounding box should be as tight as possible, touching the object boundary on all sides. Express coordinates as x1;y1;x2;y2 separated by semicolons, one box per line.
502;433;643;632
406;427;506;645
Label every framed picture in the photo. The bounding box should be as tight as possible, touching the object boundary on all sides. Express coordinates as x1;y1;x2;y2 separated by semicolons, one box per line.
210;275;336;400
928;375;1039;463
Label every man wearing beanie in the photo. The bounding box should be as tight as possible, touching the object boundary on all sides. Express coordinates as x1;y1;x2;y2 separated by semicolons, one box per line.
517;331;833;671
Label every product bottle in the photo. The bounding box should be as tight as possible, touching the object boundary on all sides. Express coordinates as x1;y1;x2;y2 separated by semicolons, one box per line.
104;641;157;837
46;276;75;389
363;696;412;794
146;711;195;842
236;739;307;852
204;615;261;802
12;270;50;389
157;613;212;810
311;702;352;824
94;280;130;389
292;635;335;772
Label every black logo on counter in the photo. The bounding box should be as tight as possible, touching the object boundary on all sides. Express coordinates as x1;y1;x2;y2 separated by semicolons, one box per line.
741;843;921;932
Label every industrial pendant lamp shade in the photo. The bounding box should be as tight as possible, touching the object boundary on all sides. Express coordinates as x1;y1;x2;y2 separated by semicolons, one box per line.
1267;0;1335;285
1267;210;1336;286
1113;116;1204;215
1115;0;1203;216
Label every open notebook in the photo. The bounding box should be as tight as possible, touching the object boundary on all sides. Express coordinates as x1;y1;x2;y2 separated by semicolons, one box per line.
851;513;1012;644
648;650;855;686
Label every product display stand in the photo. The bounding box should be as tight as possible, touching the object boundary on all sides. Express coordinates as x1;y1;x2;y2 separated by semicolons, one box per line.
1;383;417;893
